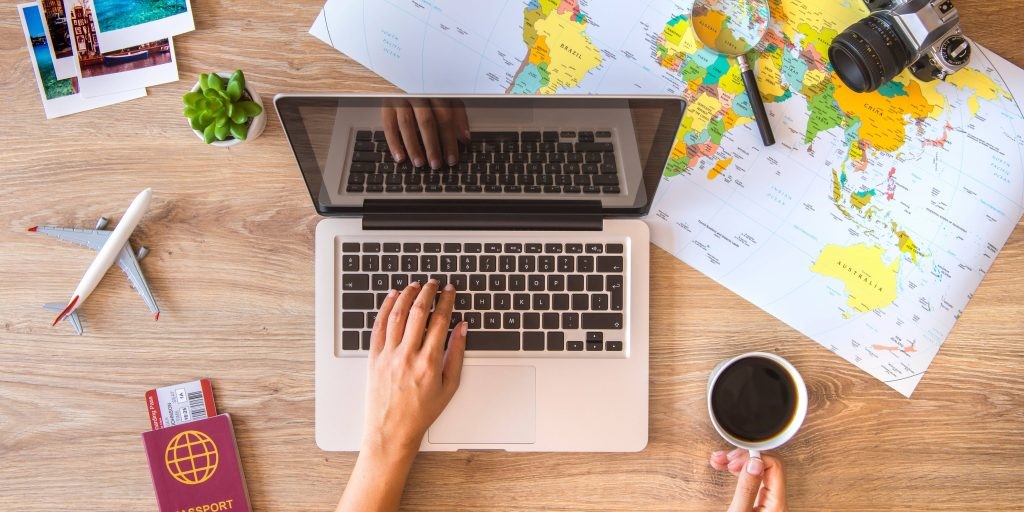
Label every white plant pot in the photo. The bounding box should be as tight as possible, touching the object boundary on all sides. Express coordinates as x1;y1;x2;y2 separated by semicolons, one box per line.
189;72;267;147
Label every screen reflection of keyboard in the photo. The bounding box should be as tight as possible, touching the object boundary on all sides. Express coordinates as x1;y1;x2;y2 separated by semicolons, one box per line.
346;130;621;194
338;241;626;355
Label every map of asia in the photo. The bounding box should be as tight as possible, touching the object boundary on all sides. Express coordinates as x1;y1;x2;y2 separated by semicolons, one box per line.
311;0;1024;396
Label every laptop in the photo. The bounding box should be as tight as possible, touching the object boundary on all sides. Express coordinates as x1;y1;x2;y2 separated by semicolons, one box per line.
275;94;685;452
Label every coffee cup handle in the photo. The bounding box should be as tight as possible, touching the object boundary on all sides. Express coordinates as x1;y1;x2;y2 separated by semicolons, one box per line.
748;449;761;460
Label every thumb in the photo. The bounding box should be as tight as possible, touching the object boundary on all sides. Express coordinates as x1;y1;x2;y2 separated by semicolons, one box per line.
727;456;765;512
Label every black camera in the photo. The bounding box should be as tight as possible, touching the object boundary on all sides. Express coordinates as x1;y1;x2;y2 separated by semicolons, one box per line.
828;0;972;93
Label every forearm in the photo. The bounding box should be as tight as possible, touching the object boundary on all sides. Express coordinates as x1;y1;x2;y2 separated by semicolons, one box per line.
336;444;417;512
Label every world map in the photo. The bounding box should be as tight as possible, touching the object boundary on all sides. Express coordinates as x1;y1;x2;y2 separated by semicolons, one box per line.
311;0;1024;396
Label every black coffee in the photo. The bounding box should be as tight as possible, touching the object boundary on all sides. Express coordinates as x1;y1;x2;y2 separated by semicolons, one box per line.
710;356;798;442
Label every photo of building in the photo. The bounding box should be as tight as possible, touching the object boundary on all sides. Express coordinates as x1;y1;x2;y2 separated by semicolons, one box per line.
69;0;171;78
41;0;72;58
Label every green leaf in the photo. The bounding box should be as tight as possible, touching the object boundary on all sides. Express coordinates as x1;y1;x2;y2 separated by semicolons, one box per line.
189;117;203;131
226;80;242;102
198;73;208;91
207;73;224;91
203;123;216;144
230;111;247;124
215;113;228;127
198;111;212;126
183;106;197;118
236;100;262;118
183;91;203;106
230;70;246;92
215;123;229;140
229;121;248;141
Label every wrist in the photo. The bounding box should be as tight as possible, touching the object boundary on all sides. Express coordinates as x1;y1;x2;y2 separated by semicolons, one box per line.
360;435;420;468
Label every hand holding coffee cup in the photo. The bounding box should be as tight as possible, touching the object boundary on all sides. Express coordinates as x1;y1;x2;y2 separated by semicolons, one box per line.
707;352;807;511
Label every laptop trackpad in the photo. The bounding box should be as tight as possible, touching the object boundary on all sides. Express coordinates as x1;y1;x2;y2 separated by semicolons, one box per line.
428;365;536;445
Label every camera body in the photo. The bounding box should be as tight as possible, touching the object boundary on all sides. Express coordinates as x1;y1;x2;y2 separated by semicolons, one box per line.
829;0;972;93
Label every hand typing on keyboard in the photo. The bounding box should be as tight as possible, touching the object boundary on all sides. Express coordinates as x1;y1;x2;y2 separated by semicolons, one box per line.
381;99;470;169
337;279;468;512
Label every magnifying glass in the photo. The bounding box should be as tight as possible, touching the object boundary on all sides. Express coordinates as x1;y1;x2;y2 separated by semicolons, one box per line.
690;0;775;146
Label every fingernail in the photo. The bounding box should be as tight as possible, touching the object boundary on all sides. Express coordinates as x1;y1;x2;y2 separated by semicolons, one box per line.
392;152;404;162
428;278;439;286
410;281;421;288
711;450;724;457
444;283;454;291
447;155;458;166
727;448;743;460
430;159;441;170
413;157;425;167
746;457;764;475
387;289;397;297
463;129;471;140
459;322;468;335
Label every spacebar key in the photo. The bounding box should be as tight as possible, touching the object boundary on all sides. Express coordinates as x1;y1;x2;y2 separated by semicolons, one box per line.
466;331;521;350
581;313;623;329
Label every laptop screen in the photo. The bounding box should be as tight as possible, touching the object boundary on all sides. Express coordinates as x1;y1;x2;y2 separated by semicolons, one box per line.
275;95;684;216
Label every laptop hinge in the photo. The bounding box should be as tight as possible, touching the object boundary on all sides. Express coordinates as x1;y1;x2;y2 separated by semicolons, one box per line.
361;200;604;231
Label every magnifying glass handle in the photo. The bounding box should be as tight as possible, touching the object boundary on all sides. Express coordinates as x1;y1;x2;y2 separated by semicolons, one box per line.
738;54;775;146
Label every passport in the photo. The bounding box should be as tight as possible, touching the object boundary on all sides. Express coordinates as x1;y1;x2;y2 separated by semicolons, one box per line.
142;414;252;512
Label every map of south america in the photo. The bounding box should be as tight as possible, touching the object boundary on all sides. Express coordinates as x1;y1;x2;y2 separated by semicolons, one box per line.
509;0;602;94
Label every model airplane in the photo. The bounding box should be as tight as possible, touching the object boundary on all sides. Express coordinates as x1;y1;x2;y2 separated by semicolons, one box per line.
29;188;160;335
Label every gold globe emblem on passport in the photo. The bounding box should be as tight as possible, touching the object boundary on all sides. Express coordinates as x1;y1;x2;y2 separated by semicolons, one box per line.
165;430;220;485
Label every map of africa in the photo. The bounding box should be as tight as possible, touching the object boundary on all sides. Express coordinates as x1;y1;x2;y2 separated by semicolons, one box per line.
310;0;1024;396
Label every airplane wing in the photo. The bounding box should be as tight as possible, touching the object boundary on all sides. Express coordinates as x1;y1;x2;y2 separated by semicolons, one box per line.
115;245;160;318
31;226;112;251
43;303;83;335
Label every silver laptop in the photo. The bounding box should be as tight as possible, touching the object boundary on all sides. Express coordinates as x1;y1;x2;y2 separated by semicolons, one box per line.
275;94;685;452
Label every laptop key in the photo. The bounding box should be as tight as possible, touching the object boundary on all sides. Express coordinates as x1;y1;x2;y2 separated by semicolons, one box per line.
391;274;409;290
483;313;501;329
587;275;603;292
608;275;624;311
449;274;467;291
352;151;382;162
480;256;496;272
578;256;595;272
509;274;526;291
362;331;372;350
455;293;472;310
567;340;584;351
514;293;531;311
424;243;442;253
552;293;570;310
444;243;461;253
342;331;360;350
586;243;603;253
542;312;559;329
341;243;360;253
470;274;487;291
341;293;374;310
361;255;380;271
466;331;520;350
441;255;457;272
598;256;624;272
347;184;365;193
586;341;604;351
342;312;364;329
475;294;492;310
581;313;623;329
494;293;512;310
607;243;624;254
523;332;545;351
524;312;540;329
355;130;372;141
371;274;389;291
572;294;589;310
362;242;381;252
606;341;623;351
592;293;609;311
503;312;521;329
464;313;481;329
547;332;565;351
568;275;585;291
562;313;580;329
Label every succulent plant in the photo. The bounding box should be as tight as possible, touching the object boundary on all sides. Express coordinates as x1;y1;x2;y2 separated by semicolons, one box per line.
182;70;263;144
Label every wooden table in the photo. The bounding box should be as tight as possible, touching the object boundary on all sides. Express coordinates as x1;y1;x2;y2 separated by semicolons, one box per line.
2;1;1023;510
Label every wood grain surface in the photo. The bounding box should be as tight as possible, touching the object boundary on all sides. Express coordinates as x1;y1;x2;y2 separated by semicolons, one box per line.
2;1;1023;510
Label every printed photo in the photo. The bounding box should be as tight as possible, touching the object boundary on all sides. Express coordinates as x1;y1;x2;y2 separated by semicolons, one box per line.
39;0;77;78
67;0;177;97
89;0;193;52
19;1;145;119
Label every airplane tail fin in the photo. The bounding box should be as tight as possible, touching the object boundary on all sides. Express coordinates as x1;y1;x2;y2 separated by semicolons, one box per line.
51;295;79;326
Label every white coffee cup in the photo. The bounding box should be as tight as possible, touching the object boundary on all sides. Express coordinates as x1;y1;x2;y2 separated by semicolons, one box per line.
706;352;808;458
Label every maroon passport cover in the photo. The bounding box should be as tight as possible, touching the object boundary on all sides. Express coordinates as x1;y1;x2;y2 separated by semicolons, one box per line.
142;413;252;512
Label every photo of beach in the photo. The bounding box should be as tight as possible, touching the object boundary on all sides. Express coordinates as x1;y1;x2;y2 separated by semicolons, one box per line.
22;4;78;100
93;0;187;32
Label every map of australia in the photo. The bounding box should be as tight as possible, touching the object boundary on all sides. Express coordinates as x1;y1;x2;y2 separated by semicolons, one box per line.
310;0;1024;395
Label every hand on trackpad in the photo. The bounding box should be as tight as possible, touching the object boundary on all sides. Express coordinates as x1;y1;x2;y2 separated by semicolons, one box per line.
428;366;536;445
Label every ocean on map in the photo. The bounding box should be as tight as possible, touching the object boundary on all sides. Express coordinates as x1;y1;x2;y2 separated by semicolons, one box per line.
33;44;76;100
94;0;187;32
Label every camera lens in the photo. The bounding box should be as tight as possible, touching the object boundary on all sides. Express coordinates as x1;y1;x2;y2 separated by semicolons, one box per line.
829;13;913;93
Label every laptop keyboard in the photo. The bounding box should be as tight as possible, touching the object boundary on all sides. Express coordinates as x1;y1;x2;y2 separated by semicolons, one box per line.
345;130;622;195
337;240;627;357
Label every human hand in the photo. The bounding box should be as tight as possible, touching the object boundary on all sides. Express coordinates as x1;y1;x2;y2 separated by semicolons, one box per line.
381;99;470;169
362;280;468;459
709;449;788;512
